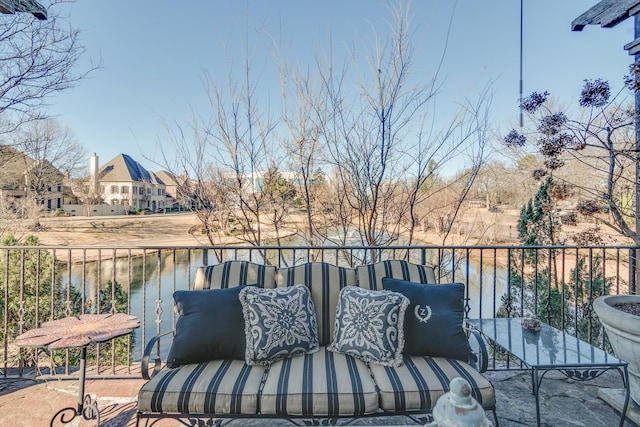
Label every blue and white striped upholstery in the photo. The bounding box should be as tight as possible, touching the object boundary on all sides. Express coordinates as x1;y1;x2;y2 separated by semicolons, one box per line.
276;263;356;346
137;360;267;414
260;347;379;416
369;356;495;412
194;261;276;290
138;260;494;422
356;260;436;290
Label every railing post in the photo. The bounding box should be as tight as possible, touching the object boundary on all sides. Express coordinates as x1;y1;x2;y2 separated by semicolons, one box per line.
630;248;638;295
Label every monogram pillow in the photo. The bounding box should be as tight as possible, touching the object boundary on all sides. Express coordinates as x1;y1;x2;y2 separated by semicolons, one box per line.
239;284;319;366
328;286;409;367
382;278;471;361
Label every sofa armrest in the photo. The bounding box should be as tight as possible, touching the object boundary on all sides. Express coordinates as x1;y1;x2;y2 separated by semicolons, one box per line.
465;326;488;373
141;329;175;380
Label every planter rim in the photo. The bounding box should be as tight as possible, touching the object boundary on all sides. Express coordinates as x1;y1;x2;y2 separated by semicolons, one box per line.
594;295;640;335
596;294;640;307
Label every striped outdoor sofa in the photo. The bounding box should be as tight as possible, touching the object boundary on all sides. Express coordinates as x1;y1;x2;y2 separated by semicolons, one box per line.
136;260;496;426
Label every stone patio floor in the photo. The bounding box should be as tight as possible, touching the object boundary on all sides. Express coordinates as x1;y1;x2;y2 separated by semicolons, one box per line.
0;366;638;426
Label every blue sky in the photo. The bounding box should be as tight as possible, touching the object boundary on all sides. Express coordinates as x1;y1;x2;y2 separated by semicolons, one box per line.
48;0;634;173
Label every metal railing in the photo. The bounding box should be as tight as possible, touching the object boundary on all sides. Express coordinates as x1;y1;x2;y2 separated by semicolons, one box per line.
0;244;636;379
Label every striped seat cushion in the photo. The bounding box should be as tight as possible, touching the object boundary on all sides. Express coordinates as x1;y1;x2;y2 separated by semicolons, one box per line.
260;347;379;417
276;263;356;346
194;261;276;290
137;360;266;415
369;356;495;412
356;260;436;290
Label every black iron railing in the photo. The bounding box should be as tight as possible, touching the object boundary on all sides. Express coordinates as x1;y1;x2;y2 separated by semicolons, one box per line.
0;244;636;378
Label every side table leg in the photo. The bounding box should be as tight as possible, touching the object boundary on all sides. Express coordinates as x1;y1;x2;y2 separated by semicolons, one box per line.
77;346;86;413
619;366;631;427
78;346;100;424
49;346;99;427
533;368;541;427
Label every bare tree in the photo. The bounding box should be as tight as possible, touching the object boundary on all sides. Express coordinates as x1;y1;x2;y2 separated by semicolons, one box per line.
320;0;431;255
0;0;96;135
64;176;103;216
203;62;278;248
0;0;95;229
277;56;331;247
319;0;490;260
159;0;491;261
404;86;492;247
158;117;223;245
12;117;85;205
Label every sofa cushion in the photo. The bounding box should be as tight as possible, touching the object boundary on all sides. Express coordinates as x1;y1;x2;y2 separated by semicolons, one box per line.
328;286;409;367
166;287;248;368
356;260;436;290
261;347;379;416
239;285;319;366
137;360;267;414
369;356;495;412
276;262;357;346
194;261;276;290
382;278;472;361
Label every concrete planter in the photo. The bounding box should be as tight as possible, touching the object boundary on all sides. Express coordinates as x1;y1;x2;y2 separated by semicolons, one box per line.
594;294;640;406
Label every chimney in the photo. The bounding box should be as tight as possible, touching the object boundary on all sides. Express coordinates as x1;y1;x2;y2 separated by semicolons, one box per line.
89;153;99;194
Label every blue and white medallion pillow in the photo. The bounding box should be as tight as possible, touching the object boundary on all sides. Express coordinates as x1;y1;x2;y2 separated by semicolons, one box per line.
239;284;319;366
328;286;409;367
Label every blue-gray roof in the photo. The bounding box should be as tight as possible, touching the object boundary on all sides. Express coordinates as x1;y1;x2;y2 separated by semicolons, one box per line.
99;153;165;185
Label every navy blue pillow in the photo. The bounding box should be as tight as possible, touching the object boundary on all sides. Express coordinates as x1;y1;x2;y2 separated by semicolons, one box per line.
382;278;471;361
166;286;249;368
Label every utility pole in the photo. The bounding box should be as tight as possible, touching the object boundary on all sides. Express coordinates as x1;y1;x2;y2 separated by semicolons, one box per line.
573;0;640;295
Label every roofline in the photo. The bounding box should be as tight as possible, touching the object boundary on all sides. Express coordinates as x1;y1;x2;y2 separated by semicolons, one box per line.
572;0;640;31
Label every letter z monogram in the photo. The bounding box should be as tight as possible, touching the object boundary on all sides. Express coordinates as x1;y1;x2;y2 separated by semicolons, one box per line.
414;304;432;323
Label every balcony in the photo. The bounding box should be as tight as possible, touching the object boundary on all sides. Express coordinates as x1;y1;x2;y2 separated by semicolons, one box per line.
0;244;638;426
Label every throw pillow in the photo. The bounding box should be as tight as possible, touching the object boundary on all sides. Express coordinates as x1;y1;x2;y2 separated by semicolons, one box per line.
382;278;472;361
166;286;249;368
328;286;409;367
239;284;319;366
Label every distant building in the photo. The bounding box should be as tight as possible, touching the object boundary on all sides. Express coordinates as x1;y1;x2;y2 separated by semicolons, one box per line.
0;145;63;211
155;170;193;210
220;170;303;194
93;153;167;212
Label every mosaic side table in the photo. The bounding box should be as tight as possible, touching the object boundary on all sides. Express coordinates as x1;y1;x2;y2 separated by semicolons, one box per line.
15;313;140;427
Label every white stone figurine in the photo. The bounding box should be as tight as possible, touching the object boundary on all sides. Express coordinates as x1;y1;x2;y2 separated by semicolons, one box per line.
426;377;493;427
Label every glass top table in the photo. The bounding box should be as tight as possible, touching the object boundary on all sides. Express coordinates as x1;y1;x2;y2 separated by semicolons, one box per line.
466;317;630;427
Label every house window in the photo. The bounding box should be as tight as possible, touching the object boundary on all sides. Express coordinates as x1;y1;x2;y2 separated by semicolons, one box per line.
146;188;151;195
132;186;137;194
111;185;119;194
121;186;129;194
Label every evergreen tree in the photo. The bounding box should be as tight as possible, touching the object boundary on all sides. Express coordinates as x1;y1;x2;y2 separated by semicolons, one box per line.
0;235;60;341
517;176;558;246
